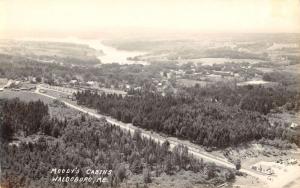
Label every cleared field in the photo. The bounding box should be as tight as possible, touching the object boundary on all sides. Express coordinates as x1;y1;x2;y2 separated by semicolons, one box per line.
197;58;265;66
177;79;208;87
0;90;82;119
0;90;53;103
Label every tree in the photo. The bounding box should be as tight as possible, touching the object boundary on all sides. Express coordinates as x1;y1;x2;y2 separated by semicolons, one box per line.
41;116;52;136
143;167;152;183
162;140;170;154
207;163;216;179
36;77;42;83
164;154;174;175
133;129;142;141
0;117;14;141
116;164;126;182
81;114;86;122
130;158;143;174
52;125;60;138
235;159;241;170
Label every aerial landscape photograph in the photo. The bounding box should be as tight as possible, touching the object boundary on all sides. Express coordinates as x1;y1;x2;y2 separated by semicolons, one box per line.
0;0;299;188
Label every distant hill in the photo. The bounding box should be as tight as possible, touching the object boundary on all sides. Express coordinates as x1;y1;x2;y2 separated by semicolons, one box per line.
0;39;102;66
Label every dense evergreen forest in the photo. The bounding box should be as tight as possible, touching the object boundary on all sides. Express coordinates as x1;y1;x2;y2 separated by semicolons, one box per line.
75;84;300;148
0;98;65;140
0;98;235;188
182;84;300;114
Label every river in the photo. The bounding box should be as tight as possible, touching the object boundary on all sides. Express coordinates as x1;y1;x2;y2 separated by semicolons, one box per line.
78;39;148;65
19;37;148;65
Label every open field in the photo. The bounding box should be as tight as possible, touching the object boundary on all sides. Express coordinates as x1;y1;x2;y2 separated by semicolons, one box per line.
177;79;208;87
0;90;53;103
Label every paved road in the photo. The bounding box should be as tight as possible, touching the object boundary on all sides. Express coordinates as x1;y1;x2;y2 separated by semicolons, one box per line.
34;85;268;182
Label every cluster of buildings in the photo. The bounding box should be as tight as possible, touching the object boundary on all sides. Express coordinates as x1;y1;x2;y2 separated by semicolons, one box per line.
251;165;274;175
251;158;298;176
276;158;298;165
0;79;36;92
155;61;264;89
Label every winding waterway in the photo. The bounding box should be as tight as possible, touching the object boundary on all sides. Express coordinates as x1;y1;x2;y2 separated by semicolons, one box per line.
20;37;148;65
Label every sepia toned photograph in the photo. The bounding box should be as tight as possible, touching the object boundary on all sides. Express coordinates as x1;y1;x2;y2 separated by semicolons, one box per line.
0;0;300;187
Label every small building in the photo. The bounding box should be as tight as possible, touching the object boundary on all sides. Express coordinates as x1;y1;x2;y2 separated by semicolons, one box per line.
125;84;131;89
67;95;76;101
20;87;30;91
290;122;298;129
70;80;78;84
28;76;37;83
212;70;232;77
39;89;46;93
287;158;297;165
87;81;95;86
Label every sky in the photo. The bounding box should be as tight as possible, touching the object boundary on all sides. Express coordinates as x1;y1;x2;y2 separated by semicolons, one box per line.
0;0;300;38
